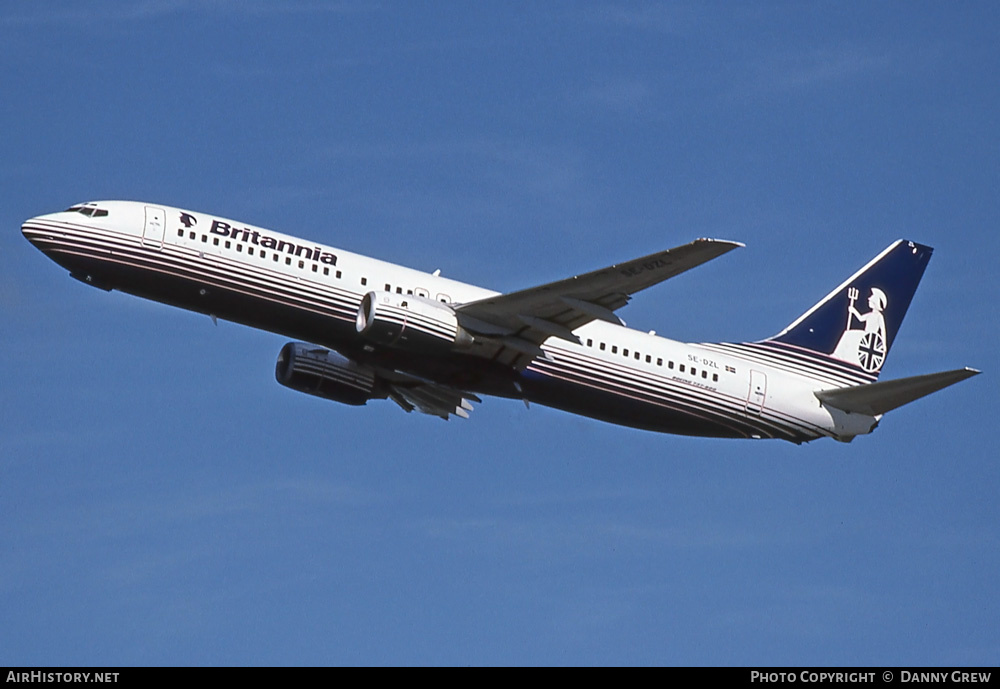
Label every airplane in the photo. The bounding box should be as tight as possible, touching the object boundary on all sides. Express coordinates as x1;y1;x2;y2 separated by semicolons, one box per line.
21;200;979;444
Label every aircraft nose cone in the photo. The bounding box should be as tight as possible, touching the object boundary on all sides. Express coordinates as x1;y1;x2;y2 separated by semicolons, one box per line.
21;212;63;256
21;216;45;248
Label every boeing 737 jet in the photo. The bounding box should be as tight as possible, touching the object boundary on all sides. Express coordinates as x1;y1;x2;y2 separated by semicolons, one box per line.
22;201;979;443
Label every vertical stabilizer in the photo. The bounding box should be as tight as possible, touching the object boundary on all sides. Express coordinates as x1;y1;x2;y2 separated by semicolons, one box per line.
764;240;933;380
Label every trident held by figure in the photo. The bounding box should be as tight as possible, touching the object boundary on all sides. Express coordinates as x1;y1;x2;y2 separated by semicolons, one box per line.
847;287;859;328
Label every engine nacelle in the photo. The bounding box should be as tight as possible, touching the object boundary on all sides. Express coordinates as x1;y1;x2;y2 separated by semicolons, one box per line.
275;342;379;406
356;291;474;352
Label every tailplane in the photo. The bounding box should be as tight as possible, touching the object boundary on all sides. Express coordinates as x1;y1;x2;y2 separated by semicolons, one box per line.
815;368;980;416
765;240;933;380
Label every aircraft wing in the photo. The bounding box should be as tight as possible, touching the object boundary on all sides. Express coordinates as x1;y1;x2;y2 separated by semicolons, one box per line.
456;238;742;367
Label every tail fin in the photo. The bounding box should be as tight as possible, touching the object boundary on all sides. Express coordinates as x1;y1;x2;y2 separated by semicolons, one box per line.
765;240;933;380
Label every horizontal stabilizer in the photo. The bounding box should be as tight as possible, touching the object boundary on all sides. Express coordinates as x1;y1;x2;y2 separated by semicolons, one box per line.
815;368;980;416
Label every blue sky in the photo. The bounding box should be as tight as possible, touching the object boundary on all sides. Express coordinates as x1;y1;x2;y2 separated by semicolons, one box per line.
2;1;997;666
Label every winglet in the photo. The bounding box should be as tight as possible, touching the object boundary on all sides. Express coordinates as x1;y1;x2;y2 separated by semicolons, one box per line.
697;237;745;248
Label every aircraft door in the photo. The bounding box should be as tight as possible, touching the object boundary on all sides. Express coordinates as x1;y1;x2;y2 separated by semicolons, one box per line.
746;370;767;414
142;206;165;248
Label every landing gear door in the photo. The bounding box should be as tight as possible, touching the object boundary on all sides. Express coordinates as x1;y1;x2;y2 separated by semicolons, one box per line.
746;370;766;415
143;206;165;249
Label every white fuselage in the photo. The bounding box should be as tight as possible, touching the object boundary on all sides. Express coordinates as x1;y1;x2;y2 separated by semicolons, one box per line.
22;201;878;443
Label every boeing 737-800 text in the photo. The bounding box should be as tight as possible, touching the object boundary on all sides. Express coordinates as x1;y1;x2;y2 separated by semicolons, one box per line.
22;201;979;444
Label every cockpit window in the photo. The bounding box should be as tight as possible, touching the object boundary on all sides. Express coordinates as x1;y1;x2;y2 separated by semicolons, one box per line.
64;203;109;218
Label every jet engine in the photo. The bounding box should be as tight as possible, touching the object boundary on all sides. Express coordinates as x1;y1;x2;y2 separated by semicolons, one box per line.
356;291;474;352
275;342;380;406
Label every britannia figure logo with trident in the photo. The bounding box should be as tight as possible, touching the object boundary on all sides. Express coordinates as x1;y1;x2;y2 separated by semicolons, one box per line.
830;286;888;372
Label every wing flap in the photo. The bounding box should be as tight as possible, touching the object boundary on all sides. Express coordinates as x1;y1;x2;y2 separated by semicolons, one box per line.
387;380;481;420
815;368;980;416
